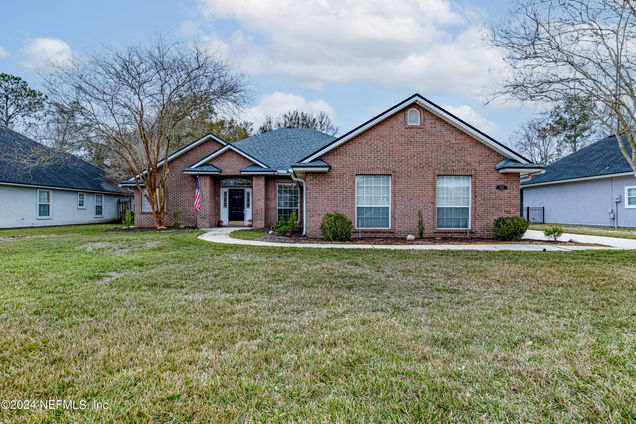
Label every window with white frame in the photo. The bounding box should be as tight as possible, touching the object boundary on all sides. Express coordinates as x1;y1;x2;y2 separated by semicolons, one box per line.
277;183;299;222
407;108;420;126
356;175;391;228
626;186;636;208
95;194;103;216
141;193;152;212
77;192;86;209
436;176;471;229
37;190;51;218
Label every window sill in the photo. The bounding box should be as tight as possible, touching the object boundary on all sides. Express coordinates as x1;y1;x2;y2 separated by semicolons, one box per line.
36;217;52;220
354;228;394;233
434;228;471;233
77;207;86;210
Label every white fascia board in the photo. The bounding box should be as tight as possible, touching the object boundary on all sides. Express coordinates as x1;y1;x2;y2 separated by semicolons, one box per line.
1;181;129;195
498;168;543;174
191;145;269;169
301;95;529;164
182;170;221;175
290;167;330;172
522;171;636;188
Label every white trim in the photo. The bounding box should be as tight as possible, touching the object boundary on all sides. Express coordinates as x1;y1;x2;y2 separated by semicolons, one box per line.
94;193;104;217
301;95;529;164
522;171;636;188
240;170;277;175
289;167;330;173
436;175;471;230
354;175;392;230
182;170;220;175
407;107;420;126
77;192;86;209
498;168;544;175
276;182;300;223
36;189;52;219
190;144;269;169
122;133;227;184
625;186;636;208
0;181;126;196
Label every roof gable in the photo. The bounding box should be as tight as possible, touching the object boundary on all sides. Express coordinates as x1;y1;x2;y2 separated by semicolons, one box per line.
300;94;531;164
0;126;122;193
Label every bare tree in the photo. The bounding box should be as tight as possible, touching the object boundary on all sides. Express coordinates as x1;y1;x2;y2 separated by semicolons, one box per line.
510;118;563;165
258;110;337;135
45;38;247;228
0;73;47;132
490;0;636;173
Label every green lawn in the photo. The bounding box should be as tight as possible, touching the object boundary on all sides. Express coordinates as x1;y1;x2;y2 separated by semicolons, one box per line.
529;223;636;240
0;225;634;423
229;229;264;240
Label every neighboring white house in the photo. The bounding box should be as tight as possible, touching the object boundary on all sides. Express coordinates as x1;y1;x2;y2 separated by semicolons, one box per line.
0;126;131;228
522;134;636;228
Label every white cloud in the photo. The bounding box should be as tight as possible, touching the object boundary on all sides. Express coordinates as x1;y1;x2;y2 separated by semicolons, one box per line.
194;0;505;97
0;47;9;59
241;92;336;127
22;37;74;71
443;104;497;134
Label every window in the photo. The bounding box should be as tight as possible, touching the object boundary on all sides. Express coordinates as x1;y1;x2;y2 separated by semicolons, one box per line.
77;192;86;209
277;183;299;222
246;190;251;208
356;175;391;228
37;190;51;218
407;108;420;126
141;194;152;212
220;178;251;187
223;190;228;208
95;194;103;216
436;176;471;229
626;186;636;208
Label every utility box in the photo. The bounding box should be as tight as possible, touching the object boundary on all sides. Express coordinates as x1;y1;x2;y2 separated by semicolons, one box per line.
614;195;622;203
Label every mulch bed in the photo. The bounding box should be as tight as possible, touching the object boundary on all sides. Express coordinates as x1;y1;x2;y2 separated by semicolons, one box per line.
102;227;197;233
258;232;603;246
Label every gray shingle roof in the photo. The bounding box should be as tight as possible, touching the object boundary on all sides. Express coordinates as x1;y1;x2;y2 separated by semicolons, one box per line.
496;159;543;170
522;134;634;186
0;126;123;193
231;128;336;169
183;164;221;173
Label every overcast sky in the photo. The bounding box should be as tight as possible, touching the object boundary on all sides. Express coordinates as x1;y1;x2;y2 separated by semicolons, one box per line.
1;0;537;143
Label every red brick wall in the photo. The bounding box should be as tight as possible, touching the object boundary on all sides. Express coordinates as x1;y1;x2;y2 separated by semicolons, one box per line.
134;138;226;228
304;105;520;238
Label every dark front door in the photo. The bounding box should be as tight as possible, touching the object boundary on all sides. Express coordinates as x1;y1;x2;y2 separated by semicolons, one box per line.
228;189;245;222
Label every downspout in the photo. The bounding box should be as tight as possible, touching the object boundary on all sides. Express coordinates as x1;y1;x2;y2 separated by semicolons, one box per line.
290;170;307;236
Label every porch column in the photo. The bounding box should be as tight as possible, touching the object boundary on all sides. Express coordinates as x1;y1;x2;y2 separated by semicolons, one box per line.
196;175;212;228
252;175;266;229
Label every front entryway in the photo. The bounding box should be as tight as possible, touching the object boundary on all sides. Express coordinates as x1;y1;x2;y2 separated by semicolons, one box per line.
228;189;244;222
220;186;252;226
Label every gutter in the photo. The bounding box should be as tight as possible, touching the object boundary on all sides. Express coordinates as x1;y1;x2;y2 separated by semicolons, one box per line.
289;170;307;236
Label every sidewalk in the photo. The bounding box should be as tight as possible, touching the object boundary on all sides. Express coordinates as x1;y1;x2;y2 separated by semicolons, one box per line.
523;229;636;249
198;227;622;251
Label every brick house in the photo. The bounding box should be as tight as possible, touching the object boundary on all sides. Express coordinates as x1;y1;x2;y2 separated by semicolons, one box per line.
122;94;542;238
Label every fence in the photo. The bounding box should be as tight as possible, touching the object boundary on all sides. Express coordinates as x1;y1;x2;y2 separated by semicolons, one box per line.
524;207;544;224
117;199;132;220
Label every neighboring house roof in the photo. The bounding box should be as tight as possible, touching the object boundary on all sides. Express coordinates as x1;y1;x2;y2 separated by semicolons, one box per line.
0;126;124;194
522;135;635;187
300;93;534;166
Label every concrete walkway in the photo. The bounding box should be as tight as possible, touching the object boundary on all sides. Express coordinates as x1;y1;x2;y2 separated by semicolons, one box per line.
197;227;626;251
523;229;636;249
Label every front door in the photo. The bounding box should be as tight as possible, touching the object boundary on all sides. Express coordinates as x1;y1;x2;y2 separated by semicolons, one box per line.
228;189;245;222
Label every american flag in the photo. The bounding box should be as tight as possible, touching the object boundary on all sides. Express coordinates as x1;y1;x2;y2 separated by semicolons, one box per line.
194;176;201;211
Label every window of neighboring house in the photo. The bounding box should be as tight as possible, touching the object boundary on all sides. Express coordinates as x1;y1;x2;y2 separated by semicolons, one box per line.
626;186;636;208
436;176;471;229
407;108;420;126
95;194;103;216
356;175;391;229
37;190;51;218
77;192;86;209
277;183;299;222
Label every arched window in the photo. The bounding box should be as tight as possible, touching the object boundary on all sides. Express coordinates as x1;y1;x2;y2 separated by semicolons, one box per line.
407;108;420;126
220;178;251;187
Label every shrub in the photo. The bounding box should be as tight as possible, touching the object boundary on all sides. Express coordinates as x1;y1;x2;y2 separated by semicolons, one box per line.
417;209;424;238
273;210;297;236
122;209;133;227
172;209;182;228
544;225;563;242
492;216;529;241
320;213;353;241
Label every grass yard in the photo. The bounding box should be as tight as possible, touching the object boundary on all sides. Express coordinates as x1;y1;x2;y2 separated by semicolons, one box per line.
529;223;636;240
229;230;264;240
0;225;634;423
